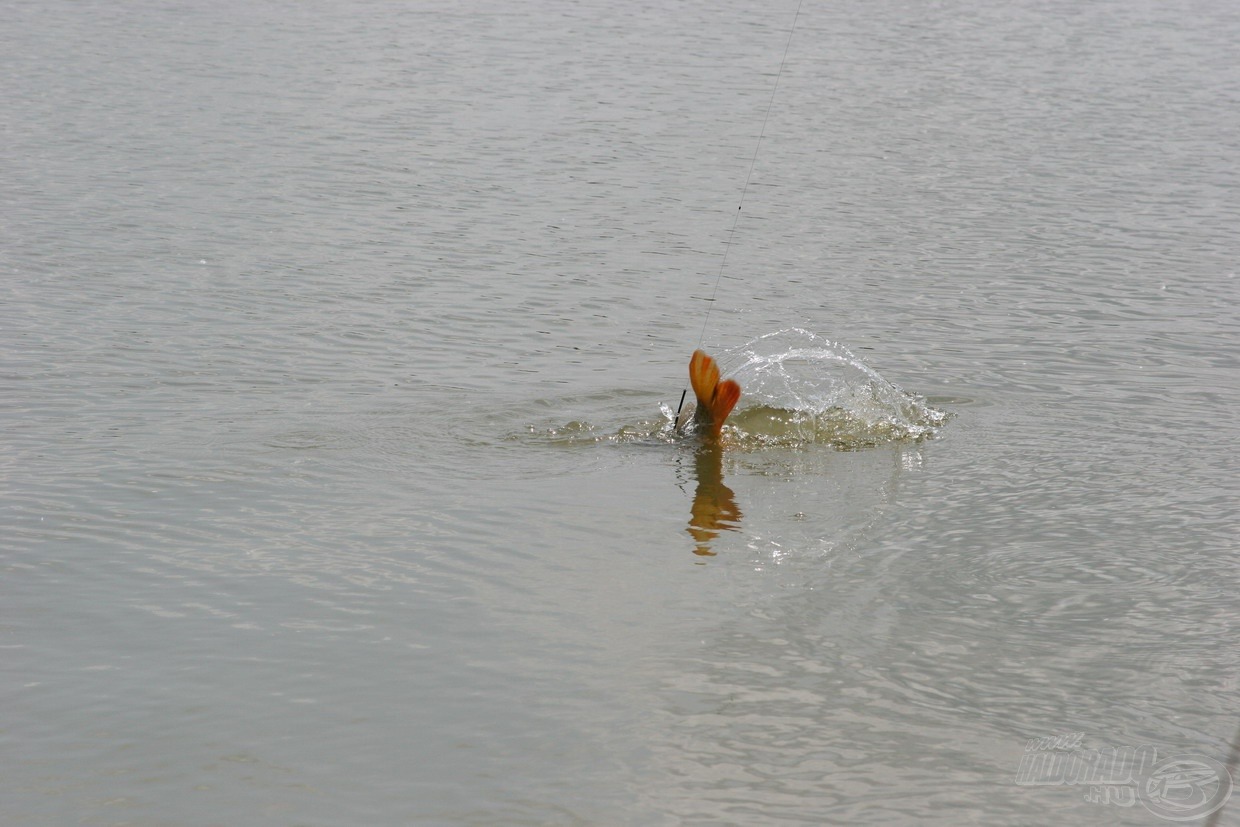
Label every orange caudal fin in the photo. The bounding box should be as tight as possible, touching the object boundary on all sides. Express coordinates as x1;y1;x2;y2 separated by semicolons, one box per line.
689;350;742;438
689;350;720;407
713;378;742;426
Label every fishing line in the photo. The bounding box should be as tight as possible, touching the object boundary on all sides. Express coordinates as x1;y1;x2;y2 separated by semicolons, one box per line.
674;0;804;427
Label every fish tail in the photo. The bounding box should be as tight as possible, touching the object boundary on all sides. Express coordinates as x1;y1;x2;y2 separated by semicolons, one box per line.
689;350;742;438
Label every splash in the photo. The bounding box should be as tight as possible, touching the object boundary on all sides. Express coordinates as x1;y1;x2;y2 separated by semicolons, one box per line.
716;329;947;449
524;329;948;449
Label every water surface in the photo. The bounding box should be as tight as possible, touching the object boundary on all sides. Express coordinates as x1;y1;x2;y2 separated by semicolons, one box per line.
4;0;1239;824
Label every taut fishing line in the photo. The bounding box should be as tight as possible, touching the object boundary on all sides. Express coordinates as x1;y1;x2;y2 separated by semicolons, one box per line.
674;0;805;428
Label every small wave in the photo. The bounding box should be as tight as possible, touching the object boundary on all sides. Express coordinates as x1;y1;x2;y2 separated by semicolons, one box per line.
521;414;679;447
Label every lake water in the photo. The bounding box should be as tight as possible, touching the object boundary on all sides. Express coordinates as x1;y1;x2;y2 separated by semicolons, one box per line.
4;0;1239;824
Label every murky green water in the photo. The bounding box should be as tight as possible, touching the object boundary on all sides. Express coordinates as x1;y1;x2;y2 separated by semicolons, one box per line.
5;0;1238;824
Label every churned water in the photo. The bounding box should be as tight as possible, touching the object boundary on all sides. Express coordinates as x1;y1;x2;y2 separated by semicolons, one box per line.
4;0;1239;824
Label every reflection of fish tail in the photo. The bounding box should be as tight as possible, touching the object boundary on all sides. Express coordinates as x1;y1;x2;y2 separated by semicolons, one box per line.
689;350;742;438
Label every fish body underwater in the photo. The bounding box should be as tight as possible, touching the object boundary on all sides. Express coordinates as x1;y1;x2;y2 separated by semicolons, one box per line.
687;349;742;440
